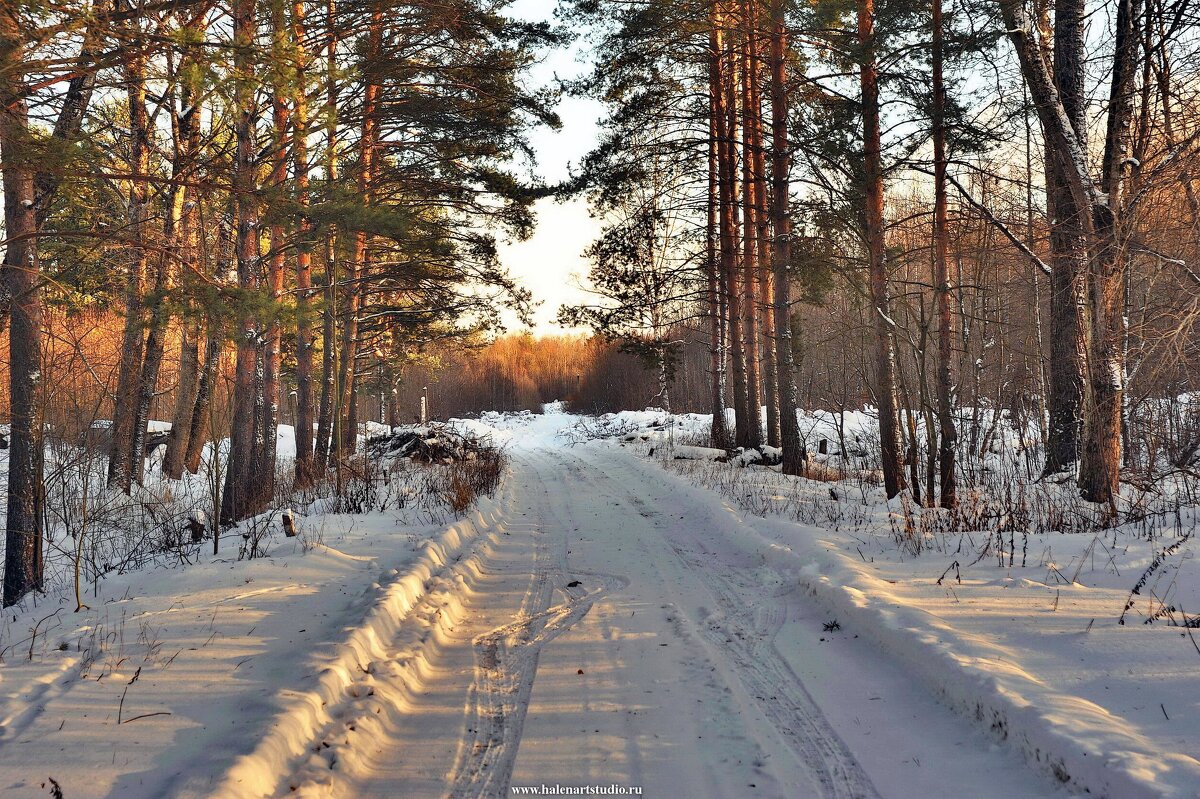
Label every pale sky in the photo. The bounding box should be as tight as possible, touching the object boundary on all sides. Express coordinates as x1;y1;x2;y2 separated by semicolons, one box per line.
498;0;604;335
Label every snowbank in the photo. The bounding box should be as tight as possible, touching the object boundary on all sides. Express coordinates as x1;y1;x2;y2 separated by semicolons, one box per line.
210;491;512;798
0;457;514;798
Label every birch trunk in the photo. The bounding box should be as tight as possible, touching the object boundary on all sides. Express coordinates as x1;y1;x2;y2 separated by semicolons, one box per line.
932;0;957;507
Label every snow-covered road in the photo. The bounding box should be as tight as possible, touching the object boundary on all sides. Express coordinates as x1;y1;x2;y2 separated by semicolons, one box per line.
296;417;1060;799
0;412;1073;798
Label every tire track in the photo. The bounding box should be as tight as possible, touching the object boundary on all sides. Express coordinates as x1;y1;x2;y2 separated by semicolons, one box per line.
449;449;628;799
556;446;881;799
448;569;628;799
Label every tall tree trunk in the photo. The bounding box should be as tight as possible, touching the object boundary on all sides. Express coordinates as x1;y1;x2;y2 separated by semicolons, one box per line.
998;0;1138;504
315;240;337;468
1042;0;1088;476
337;3;381;456
1;8;45;605
707;21;731;450
746;10;778;449
184;204;234;475
222;0;264;524
134;52;198;483
185;329;221;475
768;0;804;477
932;0;957;508
164;321;201;479
315;0;340;469
293;0;316;486
108;33;151;492
739;5;762;449
720;13;750;450
1079;0;1140;503
859;0;906;497
162;25;205;479
257;0;292;505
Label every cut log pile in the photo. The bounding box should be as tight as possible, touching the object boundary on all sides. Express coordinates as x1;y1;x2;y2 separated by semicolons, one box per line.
367;424;495;463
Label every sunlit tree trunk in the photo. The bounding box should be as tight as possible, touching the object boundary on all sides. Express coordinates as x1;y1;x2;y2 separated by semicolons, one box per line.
293;0;317;486
256;0;293;504
222;0;264;523
135;40;201;483
1;6;45;605
859;0;906;497
314;0;339;470
1079;0;1140;503
739;3;762;449
108;25;150;492
337;3;381;455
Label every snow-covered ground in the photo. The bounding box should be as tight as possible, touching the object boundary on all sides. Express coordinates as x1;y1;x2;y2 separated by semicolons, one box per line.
594;408;1200;798
0;409;1195;797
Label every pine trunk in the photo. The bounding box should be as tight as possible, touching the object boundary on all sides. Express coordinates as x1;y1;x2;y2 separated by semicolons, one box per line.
768;0;804;477
258;5;292;504
1;9;45;605
163;73;204;480
293;0;316;486
860;0;906;497
707;22;731;451
164;321;201;479
133;79;195;483
739;9;763;449
108;41;151;492
185;330;221;475
222;0;264;524
314;0;339;471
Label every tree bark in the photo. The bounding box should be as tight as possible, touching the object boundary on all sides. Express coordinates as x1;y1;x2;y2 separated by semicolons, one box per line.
222;0;264;524
859;0;906;497
185;328;221;475
767;0;804;477
998;0;1137;504
1;7;45;605
292;0;316;486
134;45;200;483
719;13;750;450
739;4;763;449
314;0;339;471
932;0;957;507
164;321;201;479
108;27;150;492
162;64;205;480
1042;0;1088;476
256;0;292;505
707;18;731;450
1079;0;1140;503
337;4;381;457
